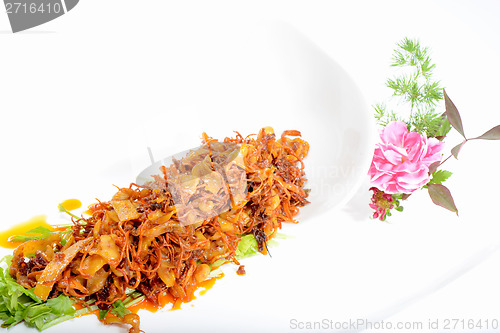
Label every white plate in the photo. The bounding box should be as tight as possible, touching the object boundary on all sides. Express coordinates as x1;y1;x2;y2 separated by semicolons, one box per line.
0;22;373;333
133;22;374;218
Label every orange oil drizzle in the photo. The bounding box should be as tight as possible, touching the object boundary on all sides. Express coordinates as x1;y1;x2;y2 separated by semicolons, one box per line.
60;199;82;211
128;273;224;313
0;199;81;249
0;215;56;249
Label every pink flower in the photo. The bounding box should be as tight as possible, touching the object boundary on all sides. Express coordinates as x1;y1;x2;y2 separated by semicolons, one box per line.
369;187;394;221
368;121;444;194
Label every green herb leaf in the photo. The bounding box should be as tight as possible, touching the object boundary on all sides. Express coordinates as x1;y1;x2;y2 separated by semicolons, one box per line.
11;226;55;242
110;300;130;318
411;109;448;138
58;203;82;221
375;38;445;138
99;309;109;320
373;103;387;125
235;234;259;259
435;117;452;138
234;233;285;260
122;293;145;309
0;255;84;331
46;295;75;316
428;170;453;185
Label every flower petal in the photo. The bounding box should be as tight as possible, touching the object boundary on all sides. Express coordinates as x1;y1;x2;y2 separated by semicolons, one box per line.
380;121;408;146
404;132;426;161
380;144;407;165
369;121;445;195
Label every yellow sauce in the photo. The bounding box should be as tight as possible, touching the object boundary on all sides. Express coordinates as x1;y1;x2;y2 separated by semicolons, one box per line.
60;199;82;211
0;199;81;249
0;215;55;249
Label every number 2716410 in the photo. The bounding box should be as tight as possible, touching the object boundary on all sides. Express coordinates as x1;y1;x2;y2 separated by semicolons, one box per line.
5;2;62;14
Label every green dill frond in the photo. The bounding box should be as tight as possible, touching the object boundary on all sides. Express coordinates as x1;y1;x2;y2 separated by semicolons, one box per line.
408;108;446;138
421;81;443;106
373;102;401;127
388;110;400;123
374;103;386;123
374;37;445;138
391;38;432;71
420;56;436;79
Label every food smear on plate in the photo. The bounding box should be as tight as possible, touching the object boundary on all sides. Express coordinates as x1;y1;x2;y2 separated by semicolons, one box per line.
0;127;309;332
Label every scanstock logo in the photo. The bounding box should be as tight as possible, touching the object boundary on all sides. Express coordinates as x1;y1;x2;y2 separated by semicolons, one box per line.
4;0;79;33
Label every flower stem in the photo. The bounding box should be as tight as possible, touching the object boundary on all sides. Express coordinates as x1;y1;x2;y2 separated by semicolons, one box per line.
439;154;453;166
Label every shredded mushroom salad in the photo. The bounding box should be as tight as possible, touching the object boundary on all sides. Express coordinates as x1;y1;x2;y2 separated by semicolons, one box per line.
1;127;310;332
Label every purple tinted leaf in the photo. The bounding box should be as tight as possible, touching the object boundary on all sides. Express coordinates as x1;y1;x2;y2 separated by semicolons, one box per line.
451;140;467;159
427;184;458;215
444;89;466;139
428;161;440;175
401;193;411;200
473;124;500;140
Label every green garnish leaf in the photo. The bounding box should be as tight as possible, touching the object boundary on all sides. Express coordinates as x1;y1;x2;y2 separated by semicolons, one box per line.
436;117;452;138
11;226;55;242
0;255;84;331
375;37;445;139
99;309;109;320
58;203;82;221
235;234;259;259
235;233;285;260
111;300;131;318
46;295;75;316
273;232;293;240
122;293;145;309
428;170;453;185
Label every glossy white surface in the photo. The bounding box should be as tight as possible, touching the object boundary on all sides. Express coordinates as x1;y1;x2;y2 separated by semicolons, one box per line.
1;1;500;332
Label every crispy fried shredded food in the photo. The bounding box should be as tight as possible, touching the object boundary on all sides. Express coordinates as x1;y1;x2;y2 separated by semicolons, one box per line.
8;127;309;332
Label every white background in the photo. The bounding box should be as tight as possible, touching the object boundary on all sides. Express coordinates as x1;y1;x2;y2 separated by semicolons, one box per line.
1;1;500;332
